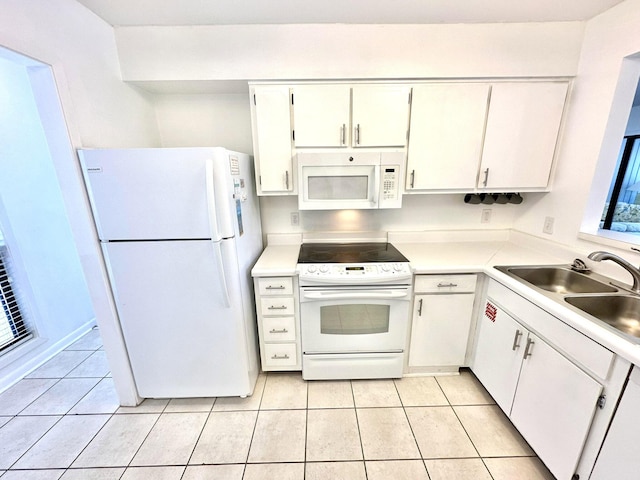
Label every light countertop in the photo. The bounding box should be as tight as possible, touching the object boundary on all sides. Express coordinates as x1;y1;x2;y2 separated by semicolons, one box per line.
250;232;640;366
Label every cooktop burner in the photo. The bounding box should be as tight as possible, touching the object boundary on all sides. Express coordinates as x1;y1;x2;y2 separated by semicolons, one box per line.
298;242;409;264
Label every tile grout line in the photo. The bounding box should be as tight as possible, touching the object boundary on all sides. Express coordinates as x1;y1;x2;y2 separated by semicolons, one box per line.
176;396;217;480
393;377;431;479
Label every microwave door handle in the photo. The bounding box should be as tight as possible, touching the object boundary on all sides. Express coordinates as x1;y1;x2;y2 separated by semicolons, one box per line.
372;165;381;207
302;291;409;300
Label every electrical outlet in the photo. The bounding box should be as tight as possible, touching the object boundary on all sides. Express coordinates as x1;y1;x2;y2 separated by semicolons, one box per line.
290;212;300;226
481;209;492;224
543;216;554;234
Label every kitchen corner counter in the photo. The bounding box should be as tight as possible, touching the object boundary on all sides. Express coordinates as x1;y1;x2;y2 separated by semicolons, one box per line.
249;232;640;365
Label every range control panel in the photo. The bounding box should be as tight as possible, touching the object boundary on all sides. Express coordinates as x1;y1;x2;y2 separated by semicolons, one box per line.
298;262;412;285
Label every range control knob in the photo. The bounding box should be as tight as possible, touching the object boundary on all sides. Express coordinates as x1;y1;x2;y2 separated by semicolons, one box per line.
393;263;404;271
381;264;391;272
320;265;330;273
307;265;317;273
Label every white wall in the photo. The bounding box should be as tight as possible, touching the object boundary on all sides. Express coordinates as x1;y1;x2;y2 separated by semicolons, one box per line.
117;23;584;83
0;0;163;403
154;94;253;153
0;57;95;388
513;0;640;251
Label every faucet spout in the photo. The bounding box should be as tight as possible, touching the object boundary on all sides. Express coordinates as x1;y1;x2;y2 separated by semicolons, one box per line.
587;251;640;293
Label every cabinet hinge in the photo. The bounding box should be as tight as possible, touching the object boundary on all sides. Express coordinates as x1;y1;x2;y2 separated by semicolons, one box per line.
253;94;256;105
292;130;295;141
291;93;294;105
597;394;606;409
259;175;262;186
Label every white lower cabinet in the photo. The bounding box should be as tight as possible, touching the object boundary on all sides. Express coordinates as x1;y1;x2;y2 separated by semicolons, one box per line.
473;280;612;480
408;274;477;372
591;366;640;479
253;276;301;371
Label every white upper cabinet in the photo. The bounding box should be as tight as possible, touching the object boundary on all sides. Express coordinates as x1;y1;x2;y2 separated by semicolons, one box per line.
406;84;490;191
249;85;294;194
292;85;351;147
478;81;568;191
351;85;411;147
292;84;411;149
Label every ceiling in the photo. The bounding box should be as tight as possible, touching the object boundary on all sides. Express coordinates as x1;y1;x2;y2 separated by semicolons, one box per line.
75;0;626;26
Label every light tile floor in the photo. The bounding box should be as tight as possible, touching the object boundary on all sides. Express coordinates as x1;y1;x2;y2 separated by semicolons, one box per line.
0;329;556;479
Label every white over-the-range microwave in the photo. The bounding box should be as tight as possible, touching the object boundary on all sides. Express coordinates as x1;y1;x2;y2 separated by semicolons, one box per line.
297;152;404;210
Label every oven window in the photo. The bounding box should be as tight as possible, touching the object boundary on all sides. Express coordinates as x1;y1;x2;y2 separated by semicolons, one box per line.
320;304;390;335
307;176;369;200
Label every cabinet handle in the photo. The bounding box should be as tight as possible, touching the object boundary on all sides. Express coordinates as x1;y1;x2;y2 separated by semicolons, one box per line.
271;353;290;360
410;170;415;189
511;329;523;351
437;282;458;288
285;171;289;190
268;305;288;310
355;124;360;145
269;328;289;334
417;298;423;317
523;337;535;359
340;124;346;145
265;285;286;290
482;168;490;187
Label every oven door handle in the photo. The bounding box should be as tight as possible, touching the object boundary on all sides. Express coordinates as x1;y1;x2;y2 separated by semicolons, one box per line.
302;291;409;300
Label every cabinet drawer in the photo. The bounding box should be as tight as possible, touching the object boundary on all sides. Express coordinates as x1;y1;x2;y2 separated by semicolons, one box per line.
262;317;296;342
258;277;294;295
260;297;295;316
415;274;477;293
263;343;298;368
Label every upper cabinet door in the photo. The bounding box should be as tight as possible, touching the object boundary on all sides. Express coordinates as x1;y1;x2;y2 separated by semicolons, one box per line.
352;85;411;147
293;85;351;147
250;85;294;194
479;82;568;191
406;84;490;191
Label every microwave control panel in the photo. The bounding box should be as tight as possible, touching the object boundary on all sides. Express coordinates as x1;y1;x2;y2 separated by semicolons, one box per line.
379;165;402;209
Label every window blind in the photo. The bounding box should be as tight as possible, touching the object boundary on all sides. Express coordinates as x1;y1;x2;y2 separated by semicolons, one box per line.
0;243;33;354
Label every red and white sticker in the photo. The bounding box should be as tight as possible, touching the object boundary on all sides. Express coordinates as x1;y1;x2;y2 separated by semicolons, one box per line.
485;302;497;322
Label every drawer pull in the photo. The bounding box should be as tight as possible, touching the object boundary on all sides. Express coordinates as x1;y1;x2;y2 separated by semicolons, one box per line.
266;285;286;290
437;282;458;288
269;328;289;334
417;298;424;317
271;353;290;360
268;305;288;310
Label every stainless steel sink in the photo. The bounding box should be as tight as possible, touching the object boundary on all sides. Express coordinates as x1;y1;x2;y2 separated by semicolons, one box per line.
496;266;618;294
565;295;640;339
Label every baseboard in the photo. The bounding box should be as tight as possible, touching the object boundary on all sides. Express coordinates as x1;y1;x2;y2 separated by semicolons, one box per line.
0;318;97;393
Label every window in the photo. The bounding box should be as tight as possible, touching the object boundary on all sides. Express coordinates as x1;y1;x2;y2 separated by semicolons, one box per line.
601;136;640;233
0;241;32;353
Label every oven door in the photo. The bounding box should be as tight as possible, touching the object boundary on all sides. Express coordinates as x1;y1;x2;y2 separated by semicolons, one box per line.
299;286;411;353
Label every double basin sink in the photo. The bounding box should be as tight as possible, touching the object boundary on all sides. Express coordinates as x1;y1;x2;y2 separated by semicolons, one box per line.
495;265;640;342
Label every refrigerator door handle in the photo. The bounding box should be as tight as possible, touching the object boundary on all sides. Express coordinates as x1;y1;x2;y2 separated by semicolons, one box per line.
212;240;231;308
206;158;222;242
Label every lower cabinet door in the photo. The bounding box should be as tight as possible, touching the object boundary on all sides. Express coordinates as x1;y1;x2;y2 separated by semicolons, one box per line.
408;293;475;367
591;367;640;479
471;299;524;413
510;332;603;480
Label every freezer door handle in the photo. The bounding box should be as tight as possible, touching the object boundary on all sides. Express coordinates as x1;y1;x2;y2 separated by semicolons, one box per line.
206;158;222;242
213;240;231;308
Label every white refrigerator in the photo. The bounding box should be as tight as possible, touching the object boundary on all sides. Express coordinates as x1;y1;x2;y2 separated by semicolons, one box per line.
79;147;263;398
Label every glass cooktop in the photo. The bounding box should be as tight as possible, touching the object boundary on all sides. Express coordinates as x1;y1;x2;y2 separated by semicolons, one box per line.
297;242;409;264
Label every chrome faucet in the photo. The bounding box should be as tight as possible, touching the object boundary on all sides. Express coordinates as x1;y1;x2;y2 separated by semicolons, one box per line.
588;251;640;293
